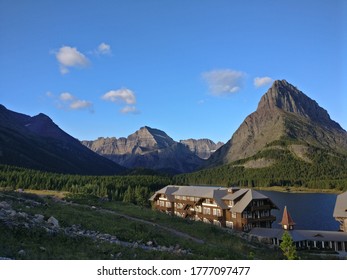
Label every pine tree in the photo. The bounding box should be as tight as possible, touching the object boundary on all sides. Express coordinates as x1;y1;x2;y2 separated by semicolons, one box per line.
280;231;297;260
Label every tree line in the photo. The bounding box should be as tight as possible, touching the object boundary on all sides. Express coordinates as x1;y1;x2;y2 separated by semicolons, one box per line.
0;165;171;207
174;148;347;191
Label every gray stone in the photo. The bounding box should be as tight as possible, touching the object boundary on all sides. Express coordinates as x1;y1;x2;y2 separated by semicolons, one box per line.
34;214;44;221
0;201;11;210
17;212;28;219
47;216;59;227
18;250;26;257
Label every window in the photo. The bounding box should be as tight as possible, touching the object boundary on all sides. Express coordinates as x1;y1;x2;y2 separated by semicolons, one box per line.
166;202;171;208
213;208;221;216
203;207;211;215
195;206;202;213
226;221;233;229
232;212;237;219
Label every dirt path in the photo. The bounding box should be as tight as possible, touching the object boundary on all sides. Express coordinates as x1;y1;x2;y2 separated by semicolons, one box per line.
57;199;205;244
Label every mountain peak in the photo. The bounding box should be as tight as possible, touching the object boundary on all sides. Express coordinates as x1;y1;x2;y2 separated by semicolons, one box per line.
258;80;341;129
132;126;175;149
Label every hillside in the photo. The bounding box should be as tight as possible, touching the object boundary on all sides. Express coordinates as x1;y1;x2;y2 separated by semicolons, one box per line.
0;190;283;260
0;105;125;175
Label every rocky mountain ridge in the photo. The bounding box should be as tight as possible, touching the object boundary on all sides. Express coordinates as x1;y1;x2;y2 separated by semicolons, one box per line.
207;80;347;167
179;139;224;159
0;105;125;175
82;126;213;174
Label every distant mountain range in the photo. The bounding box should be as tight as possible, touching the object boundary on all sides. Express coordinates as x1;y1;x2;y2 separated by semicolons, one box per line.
0;105;125;175
81;127;223;174
1;79;346;180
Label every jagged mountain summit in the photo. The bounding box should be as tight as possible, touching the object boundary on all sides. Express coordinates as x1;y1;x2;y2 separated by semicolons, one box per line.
0;105;125;175
180;139;224;159
82;126;205;174
207;79;347;167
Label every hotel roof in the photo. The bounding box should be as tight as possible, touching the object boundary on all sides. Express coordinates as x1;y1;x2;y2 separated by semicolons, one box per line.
150;185;278;213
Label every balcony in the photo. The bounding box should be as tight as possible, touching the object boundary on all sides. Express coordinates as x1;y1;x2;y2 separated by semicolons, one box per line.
196;212;225;222
250;204;272;211
242;215;276;223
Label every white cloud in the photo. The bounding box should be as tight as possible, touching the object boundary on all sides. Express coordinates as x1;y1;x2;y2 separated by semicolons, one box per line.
120;106;139;114
70;100;93;110
202;69;246;96
97;43;112;55
57;92;93;112
102;88;140;114
254;76;274;88
55;46;89;74
102;88;136;104
59;92;74;101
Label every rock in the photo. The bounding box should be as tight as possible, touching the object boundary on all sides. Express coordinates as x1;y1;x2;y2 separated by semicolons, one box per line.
34;214;44;221
5;209;17;217
39;246;46;251
146;241;153;247
47;216;59;227
133;242;139;249
0;201;11;210
17;212;28;219
18;250;26;257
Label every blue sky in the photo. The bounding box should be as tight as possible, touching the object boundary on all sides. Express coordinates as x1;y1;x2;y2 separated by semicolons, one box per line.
0;0;346;143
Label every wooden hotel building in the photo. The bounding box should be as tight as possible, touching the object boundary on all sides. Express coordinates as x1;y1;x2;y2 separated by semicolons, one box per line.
150;185;278;231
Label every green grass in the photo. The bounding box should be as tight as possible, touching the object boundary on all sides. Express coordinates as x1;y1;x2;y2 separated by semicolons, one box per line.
0;191;283;260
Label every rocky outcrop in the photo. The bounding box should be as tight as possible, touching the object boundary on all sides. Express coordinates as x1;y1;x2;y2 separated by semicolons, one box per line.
0;197;192;258
179;139;224;159
207;80;347;166
82;126;205;174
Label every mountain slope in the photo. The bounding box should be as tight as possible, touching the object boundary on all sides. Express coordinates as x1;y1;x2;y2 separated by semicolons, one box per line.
207;80;347;167
82;126;204;174
0;105;125;175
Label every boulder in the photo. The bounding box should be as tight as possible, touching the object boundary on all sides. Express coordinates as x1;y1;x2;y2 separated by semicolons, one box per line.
0;201;11;210
47;216;59;227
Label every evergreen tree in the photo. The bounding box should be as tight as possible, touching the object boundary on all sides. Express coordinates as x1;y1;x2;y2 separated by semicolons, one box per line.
280;231;297;260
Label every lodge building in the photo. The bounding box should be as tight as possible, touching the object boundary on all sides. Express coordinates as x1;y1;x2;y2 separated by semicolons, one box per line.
333;191;347;232
149;185;278;231
250;205;347;253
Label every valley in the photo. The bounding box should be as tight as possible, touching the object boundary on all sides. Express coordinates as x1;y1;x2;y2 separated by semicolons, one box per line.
1;80;347;260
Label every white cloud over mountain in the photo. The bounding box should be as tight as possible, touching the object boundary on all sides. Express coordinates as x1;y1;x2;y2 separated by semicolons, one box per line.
202;69;246;96
254;76;273;88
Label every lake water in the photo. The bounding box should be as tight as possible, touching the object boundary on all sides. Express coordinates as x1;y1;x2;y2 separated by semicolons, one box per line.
258;190;340;231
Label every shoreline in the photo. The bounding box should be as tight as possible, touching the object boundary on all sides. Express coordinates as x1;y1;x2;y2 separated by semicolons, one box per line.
254;186;341;194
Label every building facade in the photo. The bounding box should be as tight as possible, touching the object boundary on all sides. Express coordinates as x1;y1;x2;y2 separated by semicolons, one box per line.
333;191;347;232
150;185;278;231
250;206;347;253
